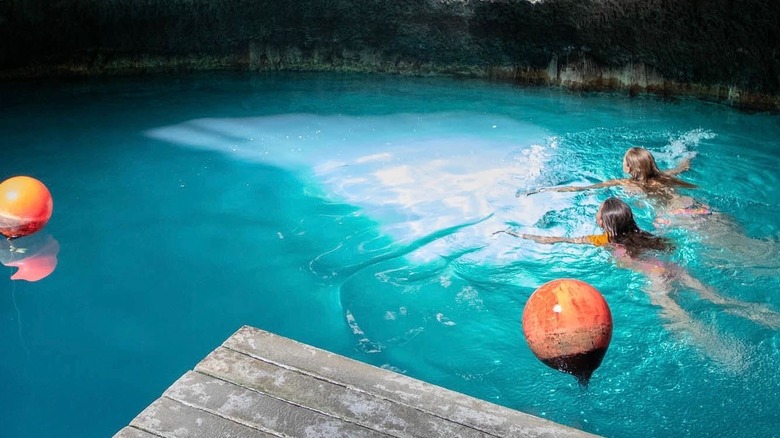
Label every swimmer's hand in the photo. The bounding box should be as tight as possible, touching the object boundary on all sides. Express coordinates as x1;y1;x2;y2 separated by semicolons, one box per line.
492;229;522;238
668;155;695;175
516;186;573;197
516;188;544;197
516;184;606;197
677;157;691;172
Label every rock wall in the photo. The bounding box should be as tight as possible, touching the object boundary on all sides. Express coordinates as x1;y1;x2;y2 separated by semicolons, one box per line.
1;0;778;111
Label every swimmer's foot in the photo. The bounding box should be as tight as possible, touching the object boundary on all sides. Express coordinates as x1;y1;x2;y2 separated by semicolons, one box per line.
724;303;780;329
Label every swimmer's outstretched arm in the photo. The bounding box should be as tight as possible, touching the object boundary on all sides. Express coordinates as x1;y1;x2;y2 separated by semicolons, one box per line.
517;179;625;197
492;230;590;245
666;156;694;176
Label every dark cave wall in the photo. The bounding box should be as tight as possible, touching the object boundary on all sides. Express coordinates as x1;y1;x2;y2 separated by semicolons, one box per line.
0;0;479;70
1;0;779;109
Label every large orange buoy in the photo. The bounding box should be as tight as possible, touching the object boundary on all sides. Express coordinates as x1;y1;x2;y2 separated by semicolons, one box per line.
0;176;53;238
522;278;613;386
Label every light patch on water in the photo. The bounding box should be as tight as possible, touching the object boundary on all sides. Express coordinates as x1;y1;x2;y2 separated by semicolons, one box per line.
345;310;364;335
380;363;407;374
436;312;456;326
455;285;485;310
378;326;427;349
355;152;392;163
346;309;385;353
146;112;563;262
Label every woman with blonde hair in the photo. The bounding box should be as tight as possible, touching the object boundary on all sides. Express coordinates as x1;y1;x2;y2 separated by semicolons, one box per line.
520;147;703;215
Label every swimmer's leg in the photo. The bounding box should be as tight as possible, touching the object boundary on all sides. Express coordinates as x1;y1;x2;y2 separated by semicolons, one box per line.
673;267;780;329
647;287;748;371
673;268;729;305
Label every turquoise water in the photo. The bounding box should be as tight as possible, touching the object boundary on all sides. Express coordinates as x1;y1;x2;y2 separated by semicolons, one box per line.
1;72;779;437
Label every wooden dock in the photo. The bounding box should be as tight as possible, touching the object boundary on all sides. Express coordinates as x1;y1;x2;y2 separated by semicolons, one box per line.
114;325;596;438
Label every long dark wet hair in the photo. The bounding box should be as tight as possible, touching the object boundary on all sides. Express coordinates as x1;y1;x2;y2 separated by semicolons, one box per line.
600;197;672;257
623;147;697;190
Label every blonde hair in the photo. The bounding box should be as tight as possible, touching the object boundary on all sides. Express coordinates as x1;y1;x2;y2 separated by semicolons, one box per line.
623;147;696;188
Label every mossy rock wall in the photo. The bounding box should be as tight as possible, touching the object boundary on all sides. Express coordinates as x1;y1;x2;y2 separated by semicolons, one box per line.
1;0;779;110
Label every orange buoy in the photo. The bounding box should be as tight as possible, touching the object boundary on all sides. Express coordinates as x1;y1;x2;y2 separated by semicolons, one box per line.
522;278;613;385
0;176;53;238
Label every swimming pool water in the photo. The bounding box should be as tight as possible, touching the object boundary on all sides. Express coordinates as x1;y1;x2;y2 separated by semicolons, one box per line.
1;72;779;437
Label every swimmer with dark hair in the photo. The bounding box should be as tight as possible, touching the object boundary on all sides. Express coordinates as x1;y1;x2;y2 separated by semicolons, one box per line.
495;197;780;332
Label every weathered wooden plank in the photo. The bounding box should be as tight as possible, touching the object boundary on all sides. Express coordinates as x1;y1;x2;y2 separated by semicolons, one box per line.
223;325;595;438
129;396;276;438
113;426;162;438
195;347;490;438
165;370;389;438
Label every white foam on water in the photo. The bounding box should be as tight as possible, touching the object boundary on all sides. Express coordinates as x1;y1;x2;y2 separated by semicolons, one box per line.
660;128;716;162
